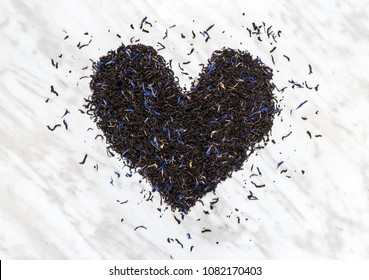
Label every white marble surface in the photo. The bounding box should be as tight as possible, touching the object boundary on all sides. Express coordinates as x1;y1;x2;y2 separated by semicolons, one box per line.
1;0;369;259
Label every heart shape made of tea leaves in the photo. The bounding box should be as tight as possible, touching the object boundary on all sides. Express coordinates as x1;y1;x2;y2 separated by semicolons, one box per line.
87;44;276;213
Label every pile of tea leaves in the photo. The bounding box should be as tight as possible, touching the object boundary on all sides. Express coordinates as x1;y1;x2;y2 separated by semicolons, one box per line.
86;43;276;213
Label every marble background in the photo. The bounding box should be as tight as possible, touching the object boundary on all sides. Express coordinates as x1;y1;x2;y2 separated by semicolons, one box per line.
1;0;369;259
